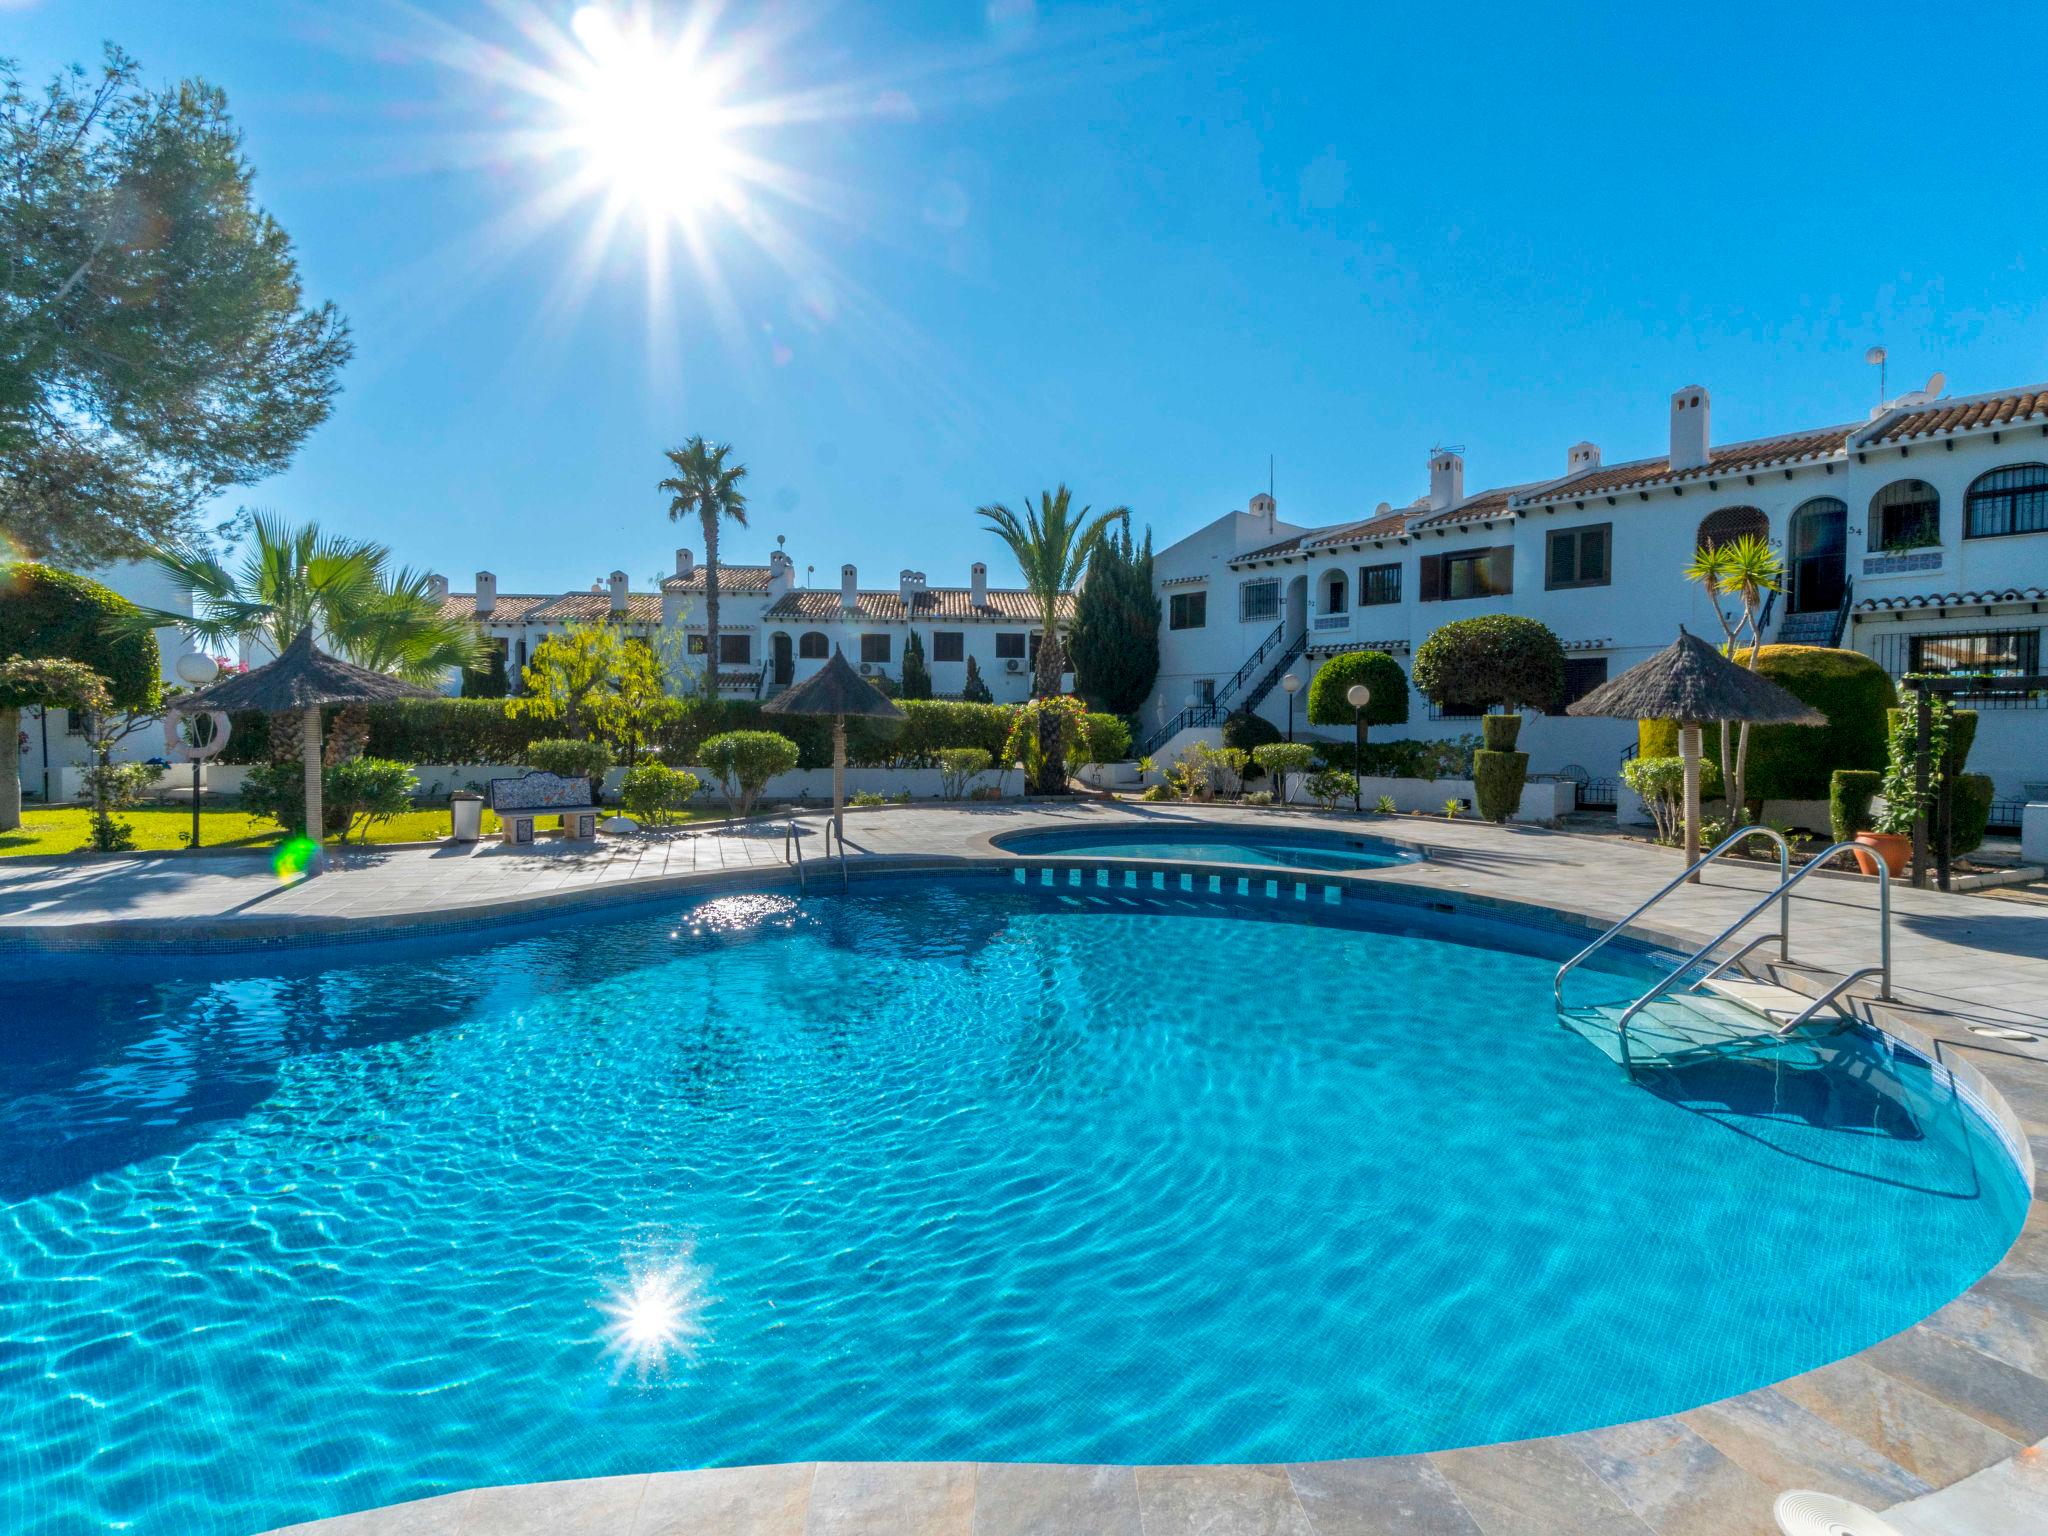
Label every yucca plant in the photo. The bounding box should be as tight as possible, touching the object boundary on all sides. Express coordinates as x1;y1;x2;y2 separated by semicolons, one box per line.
1685;531;1785;817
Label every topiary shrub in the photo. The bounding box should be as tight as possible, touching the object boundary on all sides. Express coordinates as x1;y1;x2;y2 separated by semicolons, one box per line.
621;763;700;825
1480;714;1521;751
1953;773;1994;857
698;730;800;816
1471;749;1527;823
1306;650;1410;728
1412;615;1565;712
1643;647;1896;802
1829;770;1881;844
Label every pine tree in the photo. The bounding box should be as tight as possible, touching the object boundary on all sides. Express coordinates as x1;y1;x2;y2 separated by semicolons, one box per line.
901;630;932;699
1069;521;1159;715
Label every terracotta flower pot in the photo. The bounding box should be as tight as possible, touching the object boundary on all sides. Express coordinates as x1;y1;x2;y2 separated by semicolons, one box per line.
1852;830;1910;878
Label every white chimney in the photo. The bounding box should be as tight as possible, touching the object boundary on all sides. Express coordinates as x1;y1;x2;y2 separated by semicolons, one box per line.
426;572;449;601
899;568;918;609
1428;450;1464;511
1248;491;1277;533
676;547;695;579
1567;441;1601;478
970;561;988;607
475;571;497;616
608;570;629;615
841;563;858;611
1669;386;1711;471
768;550;793;599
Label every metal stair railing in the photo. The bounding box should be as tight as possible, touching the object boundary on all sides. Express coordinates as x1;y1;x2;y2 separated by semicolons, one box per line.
1138;622;1294;758
1238;629;1310;715
785;815;807;895
1606;840;1892;1073
1553;826;1791;1012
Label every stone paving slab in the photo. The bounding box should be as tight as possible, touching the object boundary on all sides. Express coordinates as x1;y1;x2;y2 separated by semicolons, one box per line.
11;804;2048;1535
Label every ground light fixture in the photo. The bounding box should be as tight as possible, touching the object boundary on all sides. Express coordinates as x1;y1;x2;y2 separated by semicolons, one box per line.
1347;682;1372;812
1281;672;1302;741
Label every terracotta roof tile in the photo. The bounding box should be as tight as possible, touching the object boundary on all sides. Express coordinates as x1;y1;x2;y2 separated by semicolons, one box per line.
661;565;776;594
1511;426;1854;507
1405;487;1517;531
1859;387;2048;445
438;593;552;624
525;592;665;623
1303;512;1410;548
762;588;1071;623
1853;584;2048;612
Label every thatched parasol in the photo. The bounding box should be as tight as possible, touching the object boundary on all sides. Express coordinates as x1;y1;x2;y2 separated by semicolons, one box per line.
170;627;433;860
762;649;905;839
1569;627;1822;876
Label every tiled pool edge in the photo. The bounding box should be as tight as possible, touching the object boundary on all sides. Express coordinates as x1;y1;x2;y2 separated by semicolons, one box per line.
10;820;2043;1536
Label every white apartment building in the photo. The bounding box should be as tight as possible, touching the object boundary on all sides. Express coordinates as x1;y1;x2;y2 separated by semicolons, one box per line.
1145;380;2048;806
433;549;1071;705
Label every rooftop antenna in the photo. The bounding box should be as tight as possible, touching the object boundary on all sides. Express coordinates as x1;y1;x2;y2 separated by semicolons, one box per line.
1865;345;1887;406
1268;454;1275;498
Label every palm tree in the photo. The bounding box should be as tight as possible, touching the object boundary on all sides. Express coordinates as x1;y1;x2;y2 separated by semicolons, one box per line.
976;486;1126;698
1685;531;1784;818
131;513;482;686
979;486;1126;794
659;438;749;698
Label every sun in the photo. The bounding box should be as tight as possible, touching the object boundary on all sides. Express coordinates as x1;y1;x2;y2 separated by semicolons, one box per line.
559;5;739;221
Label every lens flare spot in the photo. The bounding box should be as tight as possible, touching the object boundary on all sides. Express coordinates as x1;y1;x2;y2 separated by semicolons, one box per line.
272;836;321;882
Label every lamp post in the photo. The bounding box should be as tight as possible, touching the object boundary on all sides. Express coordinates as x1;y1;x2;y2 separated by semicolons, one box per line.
1347;682;1372;813
1281;672;1302;742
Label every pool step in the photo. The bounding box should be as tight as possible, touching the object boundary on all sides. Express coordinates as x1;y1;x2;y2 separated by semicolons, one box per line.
1559;986;1846;1074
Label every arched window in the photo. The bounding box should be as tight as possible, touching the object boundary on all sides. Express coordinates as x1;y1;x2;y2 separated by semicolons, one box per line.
1695;506;1768;554
1868;479;1939;552
1322;569;1348;614
1965;464;2048;539
798;631;829;659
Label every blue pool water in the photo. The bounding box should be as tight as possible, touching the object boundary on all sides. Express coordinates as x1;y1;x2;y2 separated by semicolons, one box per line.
994;824;1418;870
1;876;2026;1536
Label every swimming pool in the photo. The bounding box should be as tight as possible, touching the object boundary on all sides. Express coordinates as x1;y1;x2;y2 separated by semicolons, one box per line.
993;822;1419;870
2;875;2025;1535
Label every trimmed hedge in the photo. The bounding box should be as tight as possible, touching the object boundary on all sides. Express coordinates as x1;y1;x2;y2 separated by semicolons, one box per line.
216;695;1022;772
0;562;162;712
1639;646;1896;801
1829;769;1881;844
1306;650;1410;728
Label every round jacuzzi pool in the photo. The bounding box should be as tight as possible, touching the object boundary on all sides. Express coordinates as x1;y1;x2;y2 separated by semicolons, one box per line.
2;874;2025;1534
992;821;1420;870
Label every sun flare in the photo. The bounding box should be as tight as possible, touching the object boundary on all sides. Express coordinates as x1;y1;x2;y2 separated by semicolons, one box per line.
560;5;738;221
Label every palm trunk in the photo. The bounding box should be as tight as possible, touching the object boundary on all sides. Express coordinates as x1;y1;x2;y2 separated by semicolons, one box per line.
1681;723;1703;883
0;706;20;831
701;514;721;700
1032;598;1062;698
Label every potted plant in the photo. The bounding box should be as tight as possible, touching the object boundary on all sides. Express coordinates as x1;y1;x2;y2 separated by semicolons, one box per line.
1855;709;1938;877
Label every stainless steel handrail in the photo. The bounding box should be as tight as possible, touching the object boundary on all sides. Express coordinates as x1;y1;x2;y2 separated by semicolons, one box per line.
786;815;807;895
1553;826;1791;1010
1615;840;1891;1045
1777;964;1887;1035
825;818;849;890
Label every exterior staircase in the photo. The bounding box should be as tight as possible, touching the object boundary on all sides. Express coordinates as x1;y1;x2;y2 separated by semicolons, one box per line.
1139;624;1308;758
1558;971;1848;1074
1771;579;1854;648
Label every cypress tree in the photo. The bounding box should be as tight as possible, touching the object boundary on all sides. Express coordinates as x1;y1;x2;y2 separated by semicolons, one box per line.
1069;522;1159;716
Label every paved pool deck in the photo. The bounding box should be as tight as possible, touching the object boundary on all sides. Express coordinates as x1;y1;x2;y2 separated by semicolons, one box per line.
6;803;2047;1536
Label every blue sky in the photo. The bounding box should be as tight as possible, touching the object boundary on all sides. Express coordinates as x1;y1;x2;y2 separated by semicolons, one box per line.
15;1;2048;593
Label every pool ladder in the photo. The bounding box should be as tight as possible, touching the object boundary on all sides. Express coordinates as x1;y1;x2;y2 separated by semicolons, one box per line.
1553;827;1892;1076
784;815;849;894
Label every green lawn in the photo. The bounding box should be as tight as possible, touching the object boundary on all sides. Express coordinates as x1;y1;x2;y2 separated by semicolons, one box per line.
1;804;704;857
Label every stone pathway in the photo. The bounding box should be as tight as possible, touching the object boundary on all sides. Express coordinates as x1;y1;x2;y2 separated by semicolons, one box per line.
7;803;2047;1535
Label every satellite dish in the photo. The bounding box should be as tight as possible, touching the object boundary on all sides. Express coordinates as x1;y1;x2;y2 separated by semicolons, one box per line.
1925;370;1946;397
1863;345;1886;367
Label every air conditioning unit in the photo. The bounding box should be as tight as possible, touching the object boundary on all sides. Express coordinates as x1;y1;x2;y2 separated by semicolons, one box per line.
1005;659;1022;673
859;661;875;675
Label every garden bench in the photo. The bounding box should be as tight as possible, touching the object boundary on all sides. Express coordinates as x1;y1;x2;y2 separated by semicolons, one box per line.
488;770;599;846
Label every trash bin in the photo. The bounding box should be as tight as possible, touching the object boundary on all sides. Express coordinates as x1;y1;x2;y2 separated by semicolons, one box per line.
450;792;484;843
